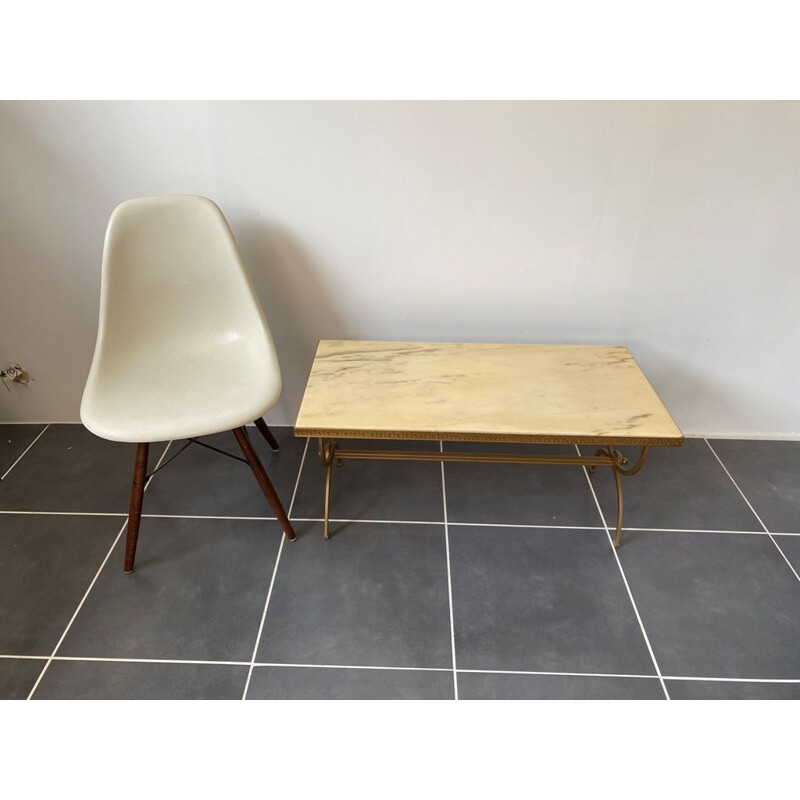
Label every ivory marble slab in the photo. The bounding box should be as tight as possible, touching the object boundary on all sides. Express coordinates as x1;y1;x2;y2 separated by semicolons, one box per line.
294;341;683;446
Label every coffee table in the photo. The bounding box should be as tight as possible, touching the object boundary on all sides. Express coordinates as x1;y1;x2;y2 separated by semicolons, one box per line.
294;340;683;545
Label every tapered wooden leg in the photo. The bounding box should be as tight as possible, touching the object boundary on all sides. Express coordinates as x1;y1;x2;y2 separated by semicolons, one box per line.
124;443;149;573
233;427;296;540
253;417;280;451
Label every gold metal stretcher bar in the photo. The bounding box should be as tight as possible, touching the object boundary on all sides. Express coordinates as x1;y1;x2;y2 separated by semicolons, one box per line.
315;437;649;546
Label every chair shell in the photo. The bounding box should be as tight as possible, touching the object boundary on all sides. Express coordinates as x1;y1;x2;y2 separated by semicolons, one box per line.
81;195;282;443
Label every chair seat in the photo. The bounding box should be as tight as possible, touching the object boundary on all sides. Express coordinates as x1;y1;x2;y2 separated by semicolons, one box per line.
80;196;284;444
81;347;281;443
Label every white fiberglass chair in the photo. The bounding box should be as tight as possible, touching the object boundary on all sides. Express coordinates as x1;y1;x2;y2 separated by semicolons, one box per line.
81;196;296;572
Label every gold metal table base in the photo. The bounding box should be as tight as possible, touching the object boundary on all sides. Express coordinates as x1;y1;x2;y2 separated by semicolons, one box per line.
317;438;649;547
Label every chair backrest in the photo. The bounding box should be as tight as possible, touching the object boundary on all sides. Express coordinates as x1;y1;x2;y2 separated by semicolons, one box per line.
91;195;280;377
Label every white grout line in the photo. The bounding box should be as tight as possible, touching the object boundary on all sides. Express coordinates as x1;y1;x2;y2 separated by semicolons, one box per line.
623;527;767;535
241;437;310;700
705;439;800;584
458;668;658;679
240;532;286;698
253;662;453;672
1;424;50;481
0;653;243;666
51;656;250;666
448;520;604;531
440;441;459;700
0;511;279;521
25;440;174;700
291;517;442;526
3;651;799;683
577;445;671;700
24;524;131;699
704;439;771;533
0;511;128;517
0;654;49;660
0;510;785;537
661;675;800;683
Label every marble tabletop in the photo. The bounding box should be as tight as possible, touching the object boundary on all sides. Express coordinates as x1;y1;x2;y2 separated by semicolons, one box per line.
294;340;683;446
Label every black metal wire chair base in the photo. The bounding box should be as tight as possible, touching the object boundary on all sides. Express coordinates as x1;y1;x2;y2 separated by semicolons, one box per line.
145;436;247;480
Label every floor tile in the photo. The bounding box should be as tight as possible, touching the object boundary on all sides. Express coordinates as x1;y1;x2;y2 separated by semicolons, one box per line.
144;426;305;518
0;424;46;477
256;521;452;668
458;672;664;699
0;424;167;513
443;442;601;527
774;536;800;576
0;658;45;700
247;666;454;699
449;526;656;674
58;517;283;661
291;439;444;524
0;514;122;655
3;420;798;702
618;532;800;678
581;438;762;532
666;680;800;700
33;659;248;699
708;440;800;533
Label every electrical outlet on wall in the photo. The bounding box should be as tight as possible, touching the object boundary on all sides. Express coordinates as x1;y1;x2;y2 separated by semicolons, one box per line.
1;363;32;392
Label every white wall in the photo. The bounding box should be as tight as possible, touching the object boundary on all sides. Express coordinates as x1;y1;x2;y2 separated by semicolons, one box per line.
1;101;798;437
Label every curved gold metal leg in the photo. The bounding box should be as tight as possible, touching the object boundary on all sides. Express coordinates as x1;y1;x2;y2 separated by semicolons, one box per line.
586;445;648;547
323;456;333;540
613;446;649;476
610;459;624;548
318;437;337;540
317;437;329;466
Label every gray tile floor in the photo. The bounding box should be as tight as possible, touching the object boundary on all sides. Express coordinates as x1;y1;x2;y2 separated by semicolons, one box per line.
1;424;799;700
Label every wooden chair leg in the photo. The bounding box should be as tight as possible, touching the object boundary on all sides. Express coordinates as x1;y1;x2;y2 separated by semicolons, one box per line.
124;442;149;573
253;417;280;451
233;427;297;540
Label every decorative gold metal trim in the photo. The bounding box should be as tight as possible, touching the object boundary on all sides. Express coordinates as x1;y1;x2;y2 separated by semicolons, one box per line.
295;427;683;448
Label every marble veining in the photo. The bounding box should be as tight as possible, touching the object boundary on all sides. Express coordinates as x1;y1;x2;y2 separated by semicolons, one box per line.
294;341;684;445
